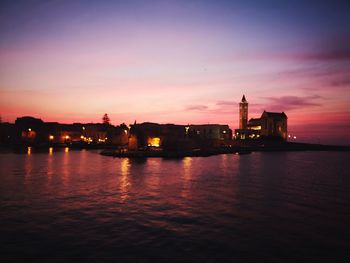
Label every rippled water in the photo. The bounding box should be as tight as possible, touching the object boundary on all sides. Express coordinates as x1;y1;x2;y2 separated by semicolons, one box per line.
1;149;350;262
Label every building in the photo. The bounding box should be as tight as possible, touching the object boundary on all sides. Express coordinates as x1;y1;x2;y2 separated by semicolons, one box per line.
6;116;129;146
239;95;248;129
128;122;232;151
235;95;288;141
259;111;288;140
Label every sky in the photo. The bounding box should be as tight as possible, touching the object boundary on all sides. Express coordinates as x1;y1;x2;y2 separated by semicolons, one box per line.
1;0;350;145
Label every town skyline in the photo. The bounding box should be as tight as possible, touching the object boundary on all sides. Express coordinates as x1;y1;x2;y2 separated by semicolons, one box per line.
1;0;350;145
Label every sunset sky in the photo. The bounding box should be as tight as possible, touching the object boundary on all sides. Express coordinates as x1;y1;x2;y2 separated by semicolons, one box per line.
1;0;350;144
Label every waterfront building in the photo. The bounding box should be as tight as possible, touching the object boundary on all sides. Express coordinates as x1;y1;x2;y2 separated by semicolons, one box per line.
4;116;129;146
235;95;288;141
129;123;232;151
239;95;248;129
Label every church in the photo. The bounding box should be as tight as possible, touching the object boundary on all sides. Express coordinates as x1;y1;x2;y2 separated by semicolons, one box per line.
235;95;288;141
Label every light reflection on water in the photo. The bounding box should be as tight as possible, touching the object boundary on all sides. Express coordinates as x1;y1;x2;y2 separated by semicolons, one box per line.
120;158;130;202
181;157;192;199
0;150;350;262
27;146;31;156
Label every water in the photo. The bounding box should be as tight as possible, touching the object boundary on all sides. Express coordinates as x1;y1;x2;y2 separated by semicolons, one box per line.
1;149;350;262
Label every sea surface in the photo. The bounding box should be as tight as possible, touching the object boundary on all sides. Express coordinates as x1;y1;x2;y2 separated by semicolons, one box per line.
0;148;350;262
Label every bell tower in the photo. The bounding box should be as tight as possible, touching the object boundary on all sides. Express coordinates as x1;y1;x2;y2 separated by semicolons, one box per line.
239;95;248;129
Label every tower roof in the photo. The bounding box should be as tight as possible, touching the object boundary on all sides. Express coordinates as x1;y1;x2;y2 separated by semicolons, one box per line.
261;111;287;118
241;94;247;103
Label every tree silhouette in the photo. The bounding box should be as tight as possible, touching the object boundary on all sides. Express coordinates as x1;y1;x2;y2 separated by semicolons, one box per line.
102;113;110;125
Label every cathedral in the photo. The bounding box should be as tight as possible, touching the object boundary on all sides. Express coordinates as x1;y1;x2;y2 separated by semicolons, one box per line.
235;95;288;141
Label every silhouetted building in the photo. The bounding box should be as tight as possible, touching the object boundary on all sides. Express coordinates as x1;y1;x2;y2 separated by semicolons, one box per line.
1;116;130;147
15;116;45;145
235;96;288;141
129;122;232;151
129;122;187;151
260;111;288;140
3;116;233;149
239;95;248;129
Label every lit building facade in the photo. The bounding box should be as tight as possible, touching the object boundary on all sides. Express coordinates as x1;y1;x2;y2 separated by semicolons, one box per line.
235;95;288;141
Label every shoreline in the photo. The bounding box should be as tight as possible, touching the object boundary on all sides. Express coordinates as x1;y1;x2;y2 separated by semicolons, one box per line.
1;142;349;157
100;142;350;158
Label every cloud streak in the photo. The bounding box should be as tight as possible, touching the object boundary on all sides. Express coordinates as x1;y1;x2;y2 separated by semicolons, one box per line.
263;95;322;112
216;100;236;106
301;35;350;61
185;105;208;111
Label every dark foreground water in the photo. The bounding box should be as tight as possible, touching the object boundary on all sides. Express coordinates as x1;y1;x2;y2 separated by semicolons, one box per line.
1;149;350;262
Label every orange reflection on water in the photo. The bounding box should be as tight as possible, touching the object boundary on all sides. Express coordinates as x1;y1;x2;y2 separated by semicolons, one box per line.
145;158;161;190
120;158;130;202
181;157;192;198
61;147;70;186
221;154;228;175
27;147;31;156
47;150;53;184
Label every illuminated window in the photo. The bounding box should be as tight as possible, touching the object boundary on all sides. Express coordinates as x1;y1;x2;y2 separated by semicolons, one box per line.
250;126;261;130
147;137;160;147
